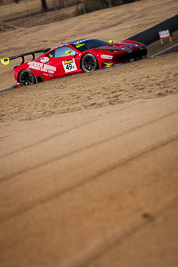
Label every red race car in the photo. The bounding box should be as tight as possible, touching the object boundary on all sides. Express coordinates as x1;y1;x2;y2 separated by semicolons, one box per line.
1;38;147;87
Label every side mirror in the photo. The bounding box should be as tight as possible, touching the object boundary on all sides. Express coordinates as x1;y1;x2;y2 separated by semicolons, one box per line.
65;50;78;57
65;50;71;56
109;40;113;44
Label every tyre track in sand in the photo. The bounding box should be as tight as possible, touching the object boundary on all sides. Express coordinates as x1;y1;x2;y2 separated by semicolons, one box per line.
0;134;177;225
0;109;177;183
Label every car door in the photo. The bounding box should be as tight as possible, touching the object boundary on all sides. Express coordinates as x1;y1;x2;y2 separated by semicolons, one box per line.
45;45;81;79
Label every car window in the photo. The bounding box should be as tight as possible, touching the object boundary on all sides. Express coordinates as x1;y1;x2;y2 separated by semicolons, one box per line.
49;46;77;58
71;39;110;52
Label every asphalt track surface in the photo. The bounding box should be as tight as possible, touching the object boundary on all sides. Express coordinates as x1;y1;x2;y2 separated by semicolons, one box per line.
151;42;178;57
0;94;178;267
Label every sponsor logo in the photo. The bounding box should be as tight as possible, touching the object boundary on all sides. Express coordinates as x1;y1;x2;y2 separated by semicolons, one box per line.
40;57;49;63
101;55;113;60
64;59;73;64
73;39;91;45
28;62;56;74
76;43;85;49
159;30;170;39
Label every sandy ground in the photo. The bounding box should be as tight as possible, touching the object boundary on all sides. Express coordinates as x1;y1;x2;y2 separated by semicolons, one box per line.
0;94;178;267
0;0;178;266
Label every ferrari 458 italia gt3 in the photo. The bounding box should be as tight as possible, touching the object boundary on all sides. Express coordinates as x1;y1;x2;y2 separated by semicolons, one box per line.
1;38;147;87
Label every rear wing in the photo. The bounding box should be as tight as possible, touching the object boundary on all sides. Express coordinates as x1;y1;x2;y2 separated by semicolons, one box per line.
0;48;51;66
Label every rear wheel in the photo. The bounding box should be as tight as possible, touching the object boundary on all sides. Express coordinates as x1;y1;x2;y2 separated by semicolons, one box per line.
81;53;98;72
19;69;36;86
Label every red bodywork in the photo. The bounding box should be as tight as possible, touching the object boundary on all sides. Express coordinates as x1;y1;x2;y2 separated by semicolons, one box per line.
13;38;147;87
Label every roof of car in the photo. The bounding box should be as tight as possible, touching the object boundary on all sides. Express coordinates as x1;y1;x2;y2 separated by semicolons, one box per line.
64;38;93;45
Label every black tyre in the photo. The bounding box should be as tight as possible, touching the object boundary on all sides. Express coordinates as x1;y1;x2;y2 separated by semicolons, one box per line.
81;53;98;72
19;69;36;86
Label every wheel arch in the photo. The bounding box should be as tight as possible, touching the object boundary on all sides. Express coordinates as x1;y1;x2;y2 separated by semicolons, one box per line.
17;69;24;83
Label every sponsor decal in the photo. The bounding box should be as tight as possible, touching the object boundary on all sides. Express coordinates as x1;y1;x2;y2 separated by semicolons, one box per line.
64;59;73;64
159;30;170;39
73;39;91;45
62;58;77;73
28;62;56;74
101;55;113;60
76;43;85;49
40;57;49;63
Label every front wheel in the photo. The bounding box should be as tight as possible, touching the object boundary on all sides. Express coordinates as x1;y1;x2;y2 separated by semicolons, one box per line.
19;69;36;86
81;53;98;72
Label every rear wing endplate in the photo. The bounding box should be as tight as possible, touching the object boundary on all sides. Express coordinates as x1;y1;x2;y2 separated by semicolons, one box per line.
0;48;51;66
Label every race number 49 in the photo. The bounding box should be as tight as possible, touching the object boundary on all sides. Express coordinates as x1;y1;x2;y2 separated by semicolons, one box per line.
63;59;77;73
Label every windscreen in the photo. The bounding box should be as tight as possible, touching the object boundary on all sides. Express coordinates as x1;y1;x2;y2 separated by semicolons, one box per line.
71;39;109;52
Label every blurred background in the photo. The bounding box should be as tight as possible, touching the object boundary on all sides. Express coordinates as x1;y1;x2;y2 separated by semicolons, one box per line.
0;0;140;28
